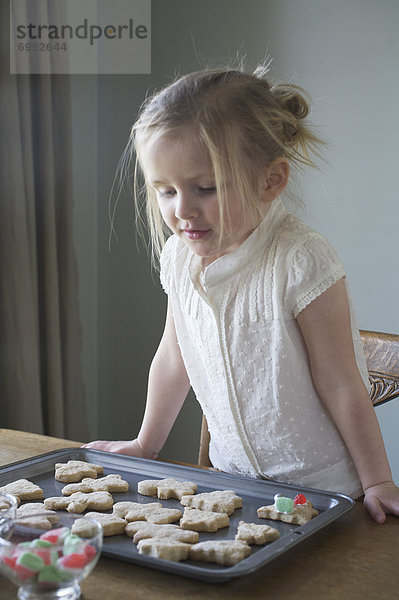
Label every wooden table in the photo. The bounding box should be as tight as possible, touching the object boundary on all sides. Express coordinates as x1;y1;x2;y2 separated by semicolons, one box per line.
1;428;398;600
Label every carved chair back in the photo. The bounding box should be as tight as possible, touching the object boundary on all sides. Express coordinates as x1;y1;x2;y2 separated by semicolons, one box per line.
359;330;399;406
198;329;399;467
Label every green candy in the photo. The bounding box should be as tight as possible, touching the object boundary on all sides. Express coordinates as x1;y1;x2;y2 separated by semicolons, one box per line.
31;539;53;549
63;533;83;555
18;542;33;548
38;565;65;583
18;552;45;572
274;496;294;514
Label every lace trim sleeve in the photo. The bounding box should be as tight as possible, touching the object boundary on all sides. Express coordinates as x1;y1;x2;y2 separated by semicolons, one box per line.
284;232;346;318
159;235;176;295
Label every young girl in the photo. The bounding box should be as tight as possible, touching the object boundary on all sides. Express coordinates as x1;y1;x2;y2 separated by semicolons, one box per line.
84;66;399;523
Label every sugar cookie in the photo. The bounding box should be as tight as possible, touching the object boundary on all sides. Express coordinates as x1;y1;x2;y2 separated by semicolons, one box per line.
257;500;318;524
125;522;199;544
16;503;59;530
138;478;197;500
179;507;229;532
61;474;129;495
72;512;126;537
0;479;43;503
181;490;242;515
189;540;251;566
137;539;192;562
235;521;280;544
54;460;104;483
44;491;113;514
113;501;182;524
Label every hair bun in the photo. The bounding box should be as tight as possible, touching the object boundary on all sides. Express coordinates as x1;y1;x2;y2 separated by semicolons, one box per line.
272;84;310;120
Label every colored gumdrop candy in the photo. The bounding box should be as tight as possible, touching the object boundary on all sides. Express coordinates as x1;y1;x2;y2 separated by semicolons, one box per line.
40;527;70;545
31;539;53;549
38;564;65;583
84;544;97;562
63;534;84;556
274;496;295;514
2;556;17;569
15;563;36;582
29;539;56;566
294;493;307;505
58;552;89;570
36;548;57;566
17;552;45;573
17;542;32;548
13;555;38;583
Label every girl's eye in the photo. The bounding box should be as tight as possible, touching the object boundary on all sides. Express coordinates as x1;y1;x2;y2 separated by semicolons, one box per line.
199;186;217;194
157;189;176;198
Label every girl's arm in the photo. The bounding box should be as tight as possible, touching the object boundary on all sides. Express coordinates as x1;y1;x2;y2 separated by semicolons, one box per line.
83;299;191;458
296;277;399;523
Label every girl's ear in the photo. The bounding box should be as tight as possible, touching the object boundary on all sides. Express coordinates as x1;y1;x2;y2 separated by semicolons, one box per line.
261;158;290;202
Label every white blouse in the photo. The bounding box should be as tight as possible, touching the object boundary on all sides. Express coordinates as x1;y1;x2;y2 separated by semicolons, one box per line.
160;198;367;497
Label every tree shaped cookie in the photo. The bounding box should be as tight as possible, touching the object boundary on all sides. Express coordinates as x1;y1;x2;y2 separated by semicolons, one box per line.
44;491;113;514
138;478;197;500
125;522;199;544
54;460;104;483
113;501;182;524
61;474;129;495
181;490;242;515
179;507;229;532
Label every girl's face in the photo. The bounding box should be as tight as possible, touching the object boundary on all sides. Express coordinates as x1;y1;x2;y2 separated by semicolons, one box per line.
143;127;267;267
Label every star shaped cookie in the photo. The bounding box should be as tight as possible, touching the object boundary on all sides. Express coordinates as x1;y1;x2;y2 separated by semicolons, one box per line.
179;507;229;532
189;540;251;566
257;501;318;524
125;522;199;544
138;478;197;500
54;460;104;483
44;491;113;514
72;512;126;537
61;474;129;495
16;503;59;530
181;489;242;515
113;501;182;524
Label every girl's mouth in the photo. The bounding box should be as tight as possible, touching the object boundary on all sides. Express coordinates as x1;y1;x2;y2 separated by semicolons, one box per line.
182;229;211;240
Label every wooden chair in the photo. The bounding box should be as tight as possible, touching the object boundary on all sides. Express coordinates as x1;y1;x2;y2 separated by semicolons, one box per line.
359;330;399;406
198;329;399;467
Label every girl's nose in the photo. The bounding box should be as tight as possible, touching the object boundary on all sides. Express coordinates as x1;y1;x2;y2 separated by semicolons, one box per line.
175;192;199;219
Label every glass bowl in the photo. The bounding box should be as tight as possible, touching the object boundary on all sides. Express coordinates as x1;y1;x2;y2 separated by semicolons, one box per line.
0;511;103;600
0;492;18;522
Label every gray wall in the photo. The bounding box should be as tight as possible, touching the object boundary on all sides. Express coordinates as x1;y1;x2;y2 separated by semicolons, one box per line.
72;0;399;480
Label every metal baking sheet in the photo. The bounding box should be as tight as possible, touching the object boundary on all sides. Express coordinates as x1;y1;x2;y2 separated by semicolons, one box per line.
0;448;354;582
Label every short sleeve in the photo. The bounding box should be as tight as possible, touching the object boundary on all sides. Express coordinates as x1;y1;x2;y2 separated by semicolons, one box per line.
159;234;177;295
284;232;346;318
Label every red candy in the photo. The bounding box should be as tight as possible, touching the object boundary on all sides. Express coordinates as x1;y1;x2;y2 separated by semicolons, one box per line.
15;563;36;582
294;493;307;505
2;556;17;569
35;549;54;566
84;545;97;561
58;553;89;570
41;534;59;544
40;527;68;545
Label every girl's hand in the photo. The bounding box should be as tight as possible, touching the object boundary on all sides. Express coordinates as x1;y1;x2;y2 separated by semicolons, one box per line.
81;438;158;459
363;481;399;523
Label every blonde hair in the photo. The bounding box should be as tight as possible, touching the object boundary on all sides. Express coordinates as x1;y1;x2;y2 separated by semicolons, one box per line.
127;65;324;262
